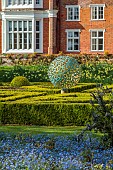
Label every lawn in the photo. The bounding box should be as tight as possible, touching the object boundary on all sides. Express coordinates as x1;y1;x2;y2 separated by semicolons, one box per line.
0;125;85;135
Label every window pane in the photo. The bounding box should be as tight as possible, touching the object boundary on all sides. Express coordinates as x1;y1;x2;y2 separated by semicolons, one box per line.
36;21;40;31
92;7;97;19
9;21;12;31
8;0;12;5
29;33;32;49
24;33;27;49
9;33;12;49
98;45;103;50
74;32;79;37
29;0;32;4
29;21;32;31
14;33;17;49
74;7;79;20
68;32;73;38
24;21;27;31
14;21;17;31
74;39;79;50
68;8;73;20
92;32;97;37
68;39;73;50
19;21;22;31
98;31;103;37
36;0;40;4
18;0;22;4
23;0;27;4
19;33;22;49
99;7;103;19
14;0;18;5
98;39;103;50
36;33;40;49
92;39;97;50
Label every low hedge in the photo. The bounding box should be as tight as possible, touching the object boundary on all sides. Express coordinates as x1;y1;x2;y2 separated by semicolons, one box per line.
0;103;92;126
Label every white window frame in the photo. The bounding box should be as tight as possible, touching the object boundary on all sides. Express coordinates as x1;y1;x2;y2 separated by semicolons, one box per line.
2;15;43;53
8;20;33;51
90;29;105;52
35;20;43;53
90;4;105;20
65;29;80;52
2;0;43;9
35;0;43;8
66;5;80;21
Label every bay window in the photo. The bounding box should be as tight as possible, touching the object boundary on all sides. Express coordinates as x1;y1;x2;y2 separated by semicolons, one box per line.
8;20;32;50
2;18;43;53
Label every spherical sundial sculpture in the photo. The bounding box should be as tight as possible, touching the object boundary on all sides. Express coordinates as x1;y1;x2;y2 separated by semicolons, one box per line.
48;56;81;93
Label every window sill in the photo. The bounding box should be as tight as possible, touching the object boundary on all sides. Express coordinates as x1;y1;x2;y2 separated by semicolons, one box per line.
90;50;104;52
67;50;80;52
66;20;81;22
90;19;105;21
4;49;43;53
3;5;43;9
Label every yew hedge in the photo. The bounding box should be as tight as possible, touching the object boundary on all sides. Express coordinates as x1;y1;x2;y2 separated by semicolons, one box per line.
0;103;92;126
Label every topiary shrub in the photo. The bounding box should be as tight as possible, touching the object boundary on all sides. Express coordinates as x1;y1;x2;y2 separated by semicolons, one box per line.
10;76;30;87
48;56;81;93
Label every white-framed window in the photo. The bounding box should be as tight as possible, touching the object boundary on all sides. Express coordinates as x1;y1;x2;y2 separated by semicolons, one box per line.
90;29;105;51
66;5;80;21
2;0;43;9
36;0;40;4
90;4;105;20
66;29;80;52
35;0;43;7
7;0;32;5
8;20;32;50
2;17;43;53
35;21;41;50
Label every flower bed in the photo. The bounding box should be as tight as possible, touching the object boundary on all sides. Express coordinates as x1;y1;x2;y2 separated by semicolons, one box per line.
0;132;113;170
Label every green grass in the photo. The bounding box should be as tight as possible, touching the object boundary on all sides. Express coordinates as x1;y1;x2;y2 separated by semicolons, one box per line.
0;125;84;135
0;125;103;138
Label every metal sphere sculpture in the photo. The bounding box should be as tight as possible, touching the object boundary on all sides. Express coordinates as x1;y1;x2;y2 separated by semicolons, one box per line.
48;56;81;90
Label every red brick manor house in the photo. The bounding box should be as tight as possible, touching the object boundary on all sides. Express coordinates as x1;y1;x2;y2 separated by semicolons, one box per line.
0;0;113;55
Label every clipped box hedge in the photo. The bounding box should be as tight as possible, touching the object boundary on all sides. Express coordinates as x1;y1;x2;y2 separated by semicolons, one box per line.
0;103;92;126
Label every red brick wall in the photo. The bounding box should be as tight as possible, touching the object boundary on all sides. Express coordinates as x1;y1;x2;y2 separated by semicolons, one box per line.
0;0;1;11
43;1;49;10
0;20;2;54
43;18;49;53
0;0;2;53
58;0;113;54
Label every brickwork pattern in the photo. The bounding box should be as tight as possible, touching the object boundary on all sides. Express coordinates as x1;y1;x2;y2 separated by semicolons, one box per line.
59;0;113;54
43;18;49;53
0;0;113;54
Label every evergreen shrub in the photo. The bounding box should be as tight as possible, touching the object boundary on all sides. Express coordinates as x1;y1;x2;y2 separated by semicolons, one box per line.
10;76;30;87
0;103;92;126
